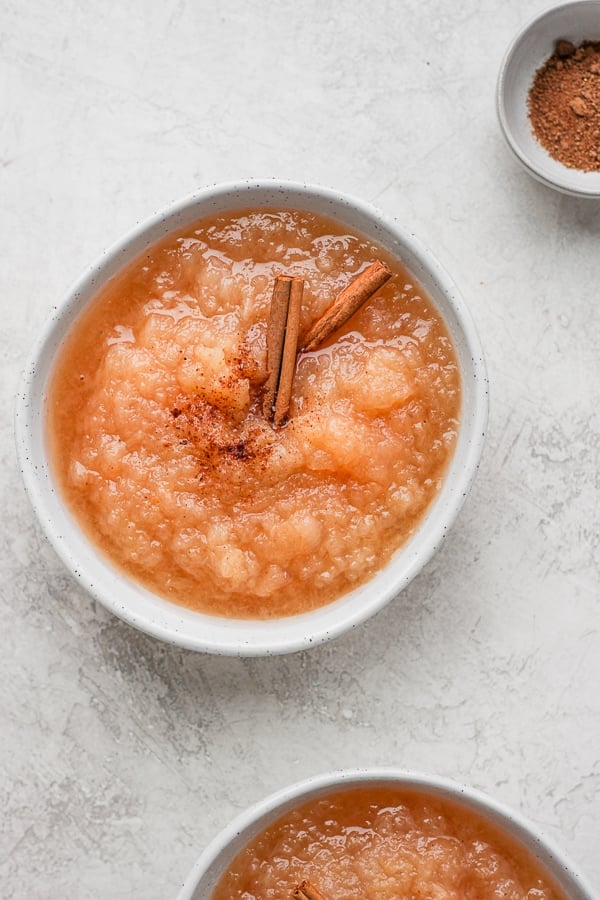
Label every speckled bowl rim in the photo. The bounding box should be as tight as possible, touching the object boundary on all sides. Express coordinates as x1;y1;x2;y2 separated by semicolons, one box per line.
496;0;600;198
176;767;595;899
15;179;488;656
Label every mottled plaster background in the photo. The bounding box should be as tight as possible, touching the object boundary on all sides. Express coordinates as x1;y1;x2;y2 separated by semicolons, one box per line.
1;0;599;897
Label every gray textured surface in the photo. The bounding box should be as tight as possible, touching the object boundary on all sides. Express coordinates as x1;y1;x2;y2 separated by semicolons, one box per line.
1;0;599;897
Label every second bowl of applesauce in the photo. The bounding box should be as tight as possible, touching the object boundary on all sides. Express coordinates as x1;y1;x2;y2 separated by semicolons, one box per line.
178;769;594;899
16;181;488;654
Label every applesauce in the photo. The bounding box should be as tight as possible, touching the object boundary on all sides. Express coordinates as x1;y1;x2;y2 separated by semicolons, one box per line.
48;209;460;618
212;787;566;899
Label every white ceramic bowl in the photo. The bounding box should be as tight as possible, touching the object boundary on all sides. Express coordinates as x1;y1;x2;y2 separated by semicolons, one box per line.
15;180;487;656
177;768;595;899
497;1;600;198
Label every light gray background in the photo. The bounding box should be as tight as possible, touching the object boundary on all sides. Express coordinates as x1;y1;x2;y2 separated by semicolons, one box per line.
2;1;599;897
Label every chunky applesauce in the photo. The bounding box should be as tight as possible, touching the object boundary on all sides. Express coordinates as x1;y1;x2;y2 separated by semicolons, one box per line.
212;787;565;899
48;210;460;618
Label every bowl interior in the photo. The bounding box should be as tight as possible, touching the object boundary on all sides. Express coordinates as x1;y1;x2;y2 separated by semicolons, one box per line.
498;1;600;197
16;182;487;655
178;770;594;899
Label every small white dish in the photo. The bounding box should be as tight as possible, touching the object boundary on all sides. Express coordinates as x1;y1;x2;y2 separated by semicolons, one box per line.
15;180;488;656
497;1;600;198
177;768;595;899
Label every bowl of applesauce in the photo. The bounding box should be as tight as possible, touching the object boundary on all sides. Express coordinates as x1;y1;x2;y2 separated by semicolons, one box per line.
16;180;488;655
177;769;594;899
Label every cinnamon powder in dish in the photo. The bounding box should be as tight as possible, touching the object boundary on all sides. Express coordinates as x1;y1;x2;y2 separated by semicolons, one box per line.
528;40;600;172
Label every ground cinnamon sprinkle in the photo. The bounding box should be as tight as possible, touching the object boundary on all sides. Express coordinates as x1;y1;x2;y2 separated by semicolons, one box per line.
528;40;600;172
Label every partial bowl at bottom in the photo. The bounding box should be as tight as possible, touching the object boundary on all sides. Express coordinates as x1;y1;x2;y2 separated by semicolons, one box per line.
177;768;595;899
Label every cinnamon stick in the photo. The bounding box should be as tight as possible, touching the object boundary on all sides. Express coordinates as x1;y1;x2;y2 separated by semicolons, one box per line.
274;276;303;426
302;259;392;352
263;275;304;426
293;880;327;900
262;276;291;419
